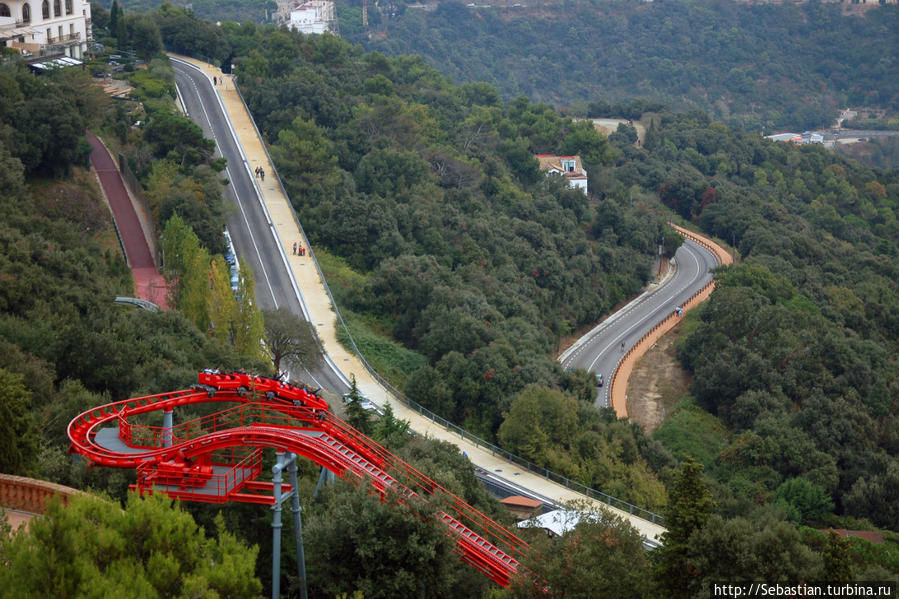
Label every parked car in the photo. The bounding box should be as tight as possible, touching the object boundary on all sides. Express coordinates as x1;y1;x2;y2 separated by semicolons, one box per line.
342;393;383;415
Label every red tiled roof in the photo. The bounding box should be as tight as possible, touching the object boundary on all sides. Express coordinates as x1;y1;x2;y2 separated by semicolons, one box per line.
820;529;884;544
500;495;543;508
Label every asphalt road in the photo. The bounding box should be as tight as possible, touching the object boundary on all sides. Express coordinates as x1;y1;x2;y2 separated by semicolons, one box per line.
171;57;718;416
171;59;347;394
560;239;718;408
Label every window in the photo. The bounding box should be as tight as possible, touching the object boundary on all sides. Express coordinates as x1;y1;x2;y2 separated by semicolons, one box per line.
0;3;10;17
53;0;59;17
41;0;48;19
64;0;71;14
22;2;30;21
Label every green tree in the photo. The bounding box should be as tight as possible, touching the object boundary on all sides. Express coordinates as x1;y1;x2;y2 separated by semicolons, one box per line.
305;485;456;599
654;458;715;599
342;374;372;435
161;214;210;331
505;510;654;599
262;307;324;373
0;368;39;475
372;402;410;449
126;13;163;60
823;531;853;584
108;0;119;36
143;112;216;167
0;492;261;598
207;254;237;346
687;512;824;588
269;115;341;205
498;385;578;464
773;477;834;525
232;262;265;362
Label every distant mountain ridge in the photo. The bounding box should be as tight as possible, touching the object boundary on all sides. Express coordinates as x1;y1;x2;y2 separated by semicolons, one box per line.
350;0;899;131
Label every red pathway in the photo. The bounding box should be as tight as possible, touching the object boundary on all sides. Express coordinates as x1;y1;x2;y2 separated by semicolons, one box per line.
87;132;168;309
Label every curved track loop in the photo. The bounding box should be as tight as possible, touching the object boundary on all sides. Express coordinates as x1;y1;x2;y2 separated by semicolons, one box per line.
68;374;528;586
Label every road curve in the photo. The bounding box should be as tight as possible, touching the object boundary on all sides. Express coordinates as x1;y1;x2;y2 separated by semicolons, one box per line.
560;238;719;408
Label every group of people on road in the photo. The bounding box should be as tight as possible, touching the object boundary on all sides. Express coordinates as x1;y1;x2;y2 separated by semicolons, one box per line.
254;166;266;181
292;241;306;256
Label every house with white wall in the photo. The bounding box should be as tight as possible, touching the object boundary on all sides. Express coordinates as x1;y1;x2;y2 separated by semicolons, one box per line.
287;0;335;35
536;154;588;194
0;0;90;58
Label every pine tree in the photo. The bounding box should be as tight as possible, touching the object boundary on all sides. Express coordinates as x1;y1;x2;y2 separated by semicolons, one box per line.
824;531;854;584
342;374;372;435
108;0;119;35
654;457;715;599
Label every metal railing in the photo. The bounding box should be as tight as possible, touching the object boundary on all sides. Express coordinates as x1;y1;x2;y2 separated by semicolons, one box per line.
214;58;666;527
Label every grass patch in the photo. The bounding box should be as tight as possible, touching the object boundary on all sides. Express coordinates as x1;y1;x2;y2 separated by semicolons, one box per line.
315;247;367;306
653;396;729;466
336;309;428;389
316;248;427;388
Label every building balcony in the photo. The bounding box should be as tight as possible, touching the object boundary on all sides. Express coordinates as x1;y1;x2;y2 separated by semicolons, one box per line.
46;31;81;44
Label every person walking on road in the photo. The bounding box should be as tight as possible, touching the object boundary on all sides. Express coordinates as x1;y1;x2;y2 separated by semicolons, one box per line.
292;242;297;255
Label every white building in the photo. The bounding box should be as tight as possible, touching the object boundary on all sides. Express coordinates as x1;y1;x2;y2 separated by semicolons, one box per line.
766;133;802;144
0;0;91;58
288;0;335;35
536;154;588;194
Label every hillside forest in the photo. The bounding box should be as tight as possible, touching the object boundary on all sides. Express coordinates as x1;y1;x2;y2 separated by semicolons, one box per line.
0;3;897;597
354;0;899;134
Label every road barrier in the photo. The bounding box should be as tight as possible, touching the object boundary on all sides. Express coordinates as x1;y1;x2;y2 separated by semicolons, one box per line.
609;224;733;418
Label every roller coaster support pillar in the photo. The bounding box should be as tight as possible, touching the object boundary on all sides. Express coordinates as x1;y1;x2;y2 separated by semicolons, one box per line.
288;455;308;599
313;466;334;498
271;451;305;599
162;408;173;447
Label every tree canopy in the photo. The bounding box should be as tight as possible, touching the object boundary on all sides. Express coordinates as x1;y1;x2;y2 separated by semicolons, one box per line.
0;493;262;598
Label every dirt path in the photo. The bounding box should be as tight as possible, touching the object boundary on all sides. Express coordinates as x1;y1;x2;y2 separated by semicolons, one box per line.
589;118;646;144
625;322;691;434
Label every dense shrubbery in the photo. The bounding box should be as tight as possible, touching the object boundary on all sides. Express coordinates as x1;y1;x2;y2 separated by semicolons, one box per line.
0;62;267;486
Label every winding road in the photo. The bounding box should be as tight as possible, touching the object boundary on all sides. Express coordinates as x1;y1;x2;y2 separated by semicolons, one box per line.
560;239;719;408
162;56;729;545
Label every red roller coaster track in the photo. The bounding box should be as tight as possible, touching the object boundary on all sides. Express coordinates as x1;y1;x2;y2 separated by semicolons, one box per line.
67;372;529;587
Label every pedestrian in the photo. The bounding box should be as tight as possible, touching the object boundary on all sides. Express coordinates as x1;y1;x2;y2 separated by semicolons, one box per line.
213;76;217;85
292;242;297;255
254;166;259;178
260;168;265;181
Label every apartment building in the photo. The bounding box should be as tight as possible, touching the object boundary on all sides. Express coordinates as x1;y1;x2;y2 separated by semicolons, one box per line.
0;0;91;59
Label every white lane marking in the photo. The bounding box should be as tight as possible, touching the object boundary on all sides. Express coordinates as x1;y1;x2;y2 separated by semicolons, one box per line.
174;65;279;308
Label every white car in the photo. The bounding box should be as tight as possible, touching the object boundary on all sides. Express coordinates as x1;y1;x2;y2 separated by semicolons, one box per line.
342;393;383;415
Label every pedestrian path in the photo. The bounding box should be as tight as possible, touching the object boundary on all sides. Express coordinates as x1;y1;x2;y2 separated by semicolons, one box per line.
171;55;667;544
87;132;168;308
